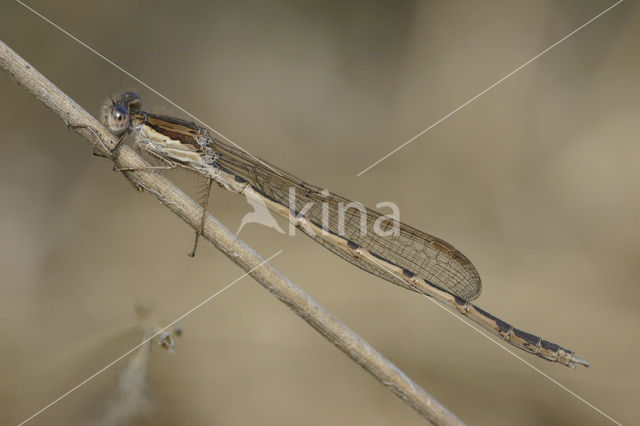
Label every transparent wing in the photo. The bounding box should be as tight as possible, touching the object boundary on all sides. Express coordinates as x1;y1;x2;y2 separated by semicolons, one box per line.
211;138;482;301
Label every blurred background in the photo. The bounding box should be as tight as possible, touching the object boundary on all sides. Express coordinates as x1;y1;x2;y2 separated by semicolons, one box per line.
1;1;638;425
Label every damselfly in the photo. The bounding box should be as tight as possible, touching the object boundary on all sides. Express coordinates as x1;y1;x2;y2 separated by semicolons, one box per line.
100;92;589;368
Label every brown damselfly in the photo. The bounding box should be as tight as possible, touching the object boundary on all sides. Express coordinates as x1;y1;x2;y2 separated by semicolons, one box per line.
99;91;589;368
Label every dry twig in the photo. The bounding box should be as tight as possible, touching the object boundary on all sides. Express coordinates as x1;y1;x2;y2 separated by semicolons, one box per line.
0;39;463;425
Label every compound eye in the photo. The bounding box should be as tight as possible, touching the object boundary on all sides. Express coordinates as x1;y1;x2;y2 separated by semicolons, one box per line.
123;91;142;110
108;105;129;133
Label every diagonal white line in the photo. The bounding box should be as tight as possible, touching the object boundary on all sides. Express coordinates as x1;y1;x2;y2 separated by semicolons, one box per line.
356;0;623;176
356;249;621;425
17;250;284;426
15;0;284;177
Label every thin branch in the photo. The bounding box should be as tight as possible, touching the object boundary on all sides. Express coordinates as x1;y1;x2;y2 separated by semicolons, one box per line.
1;40;463;426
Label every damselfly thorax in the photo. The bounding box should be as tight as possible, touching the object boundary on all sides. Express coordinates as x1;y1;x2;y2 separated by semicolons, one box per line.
100;92;589;368
130;111;219;171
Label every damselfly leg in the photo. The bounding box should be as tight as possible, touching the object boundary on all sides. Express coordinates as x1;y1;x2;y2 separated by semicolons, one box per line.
188;177;213;257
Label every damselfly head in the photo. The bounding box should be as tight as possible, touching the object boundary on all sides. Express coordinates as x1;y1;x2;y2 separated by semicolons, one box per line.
101;91;142;135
